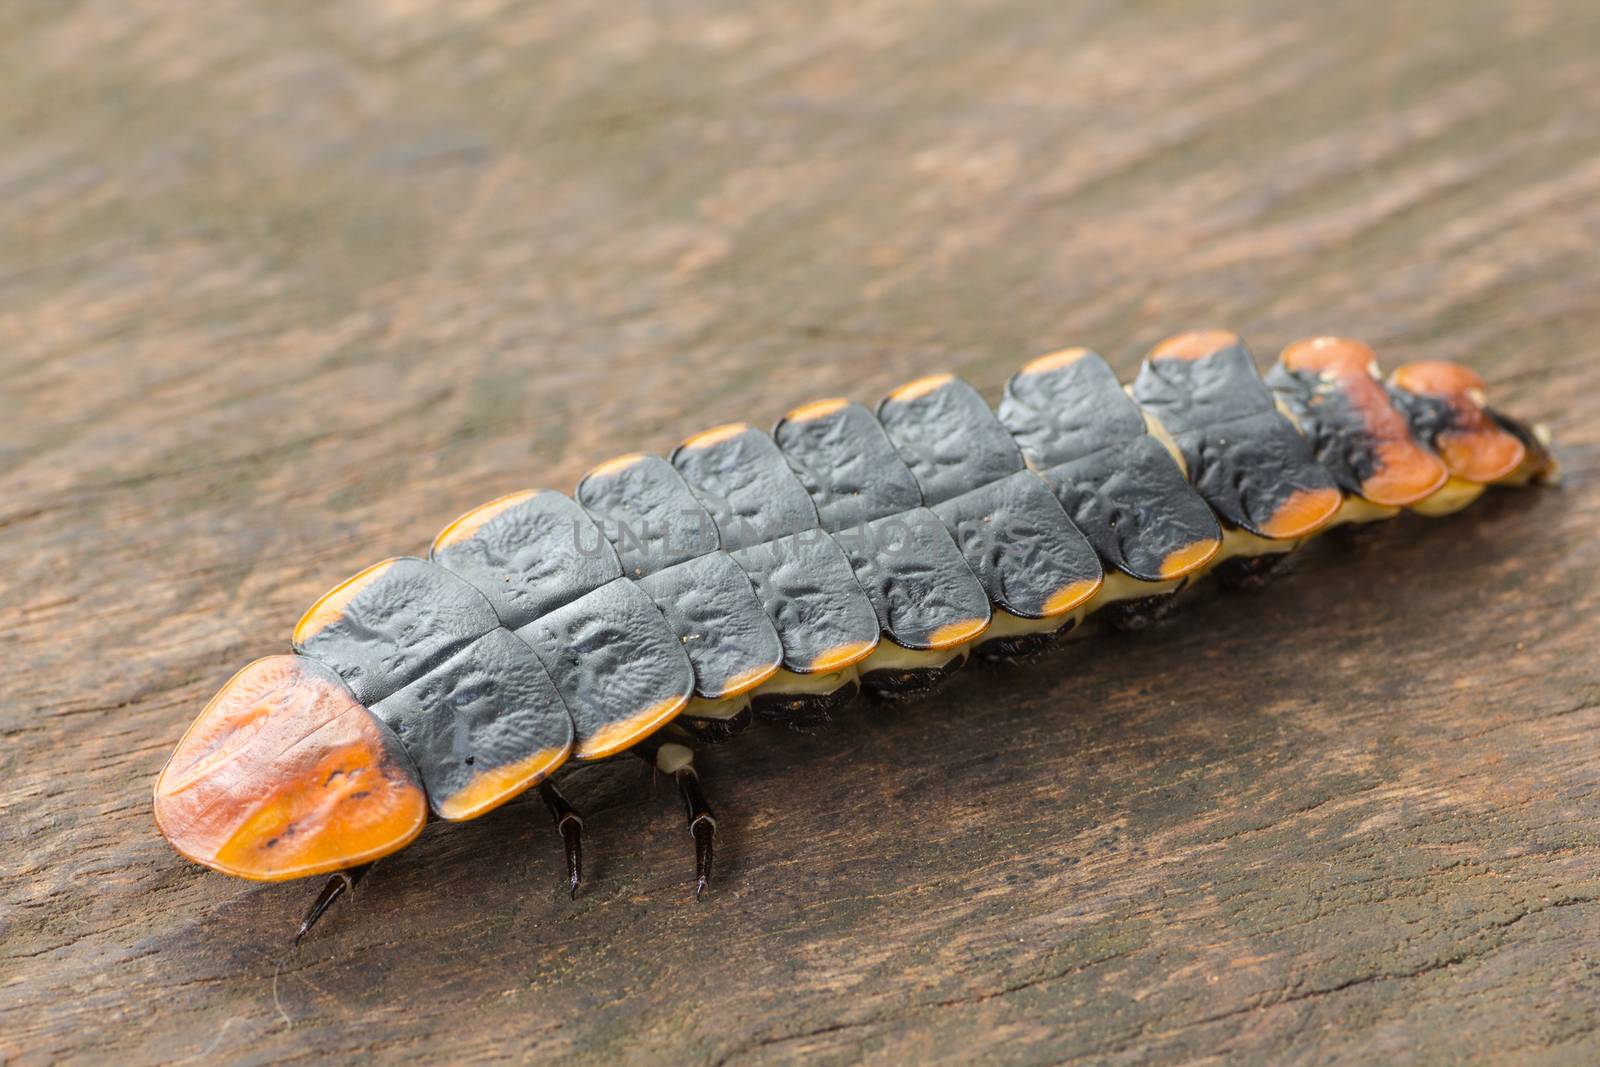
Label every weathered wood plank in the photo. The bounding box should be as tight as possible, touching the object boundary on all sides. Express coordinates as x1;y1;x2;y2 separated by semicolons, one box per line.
3;0;1599;1063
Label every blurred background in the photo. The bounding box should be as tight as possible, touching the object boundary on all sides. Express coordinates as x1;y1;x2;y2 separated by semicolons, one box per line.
6;1;1596;516
4;2;1598;1064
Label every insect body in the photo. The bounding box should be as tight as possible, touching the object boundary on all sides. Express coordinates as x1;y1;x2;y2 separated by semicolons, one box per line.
152;332;1556;938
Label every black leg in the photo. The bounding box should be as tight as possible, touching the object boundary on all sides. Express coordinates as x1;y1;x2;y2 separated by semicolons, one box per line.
676;700;753;744
1098;589;1184;632
294;863;372;945
750;679;859;734
1331;520;1385;550
633;740;718;899
539;780;584;899
1214;552;1294;591
974;622;1075;663
677;766;717;901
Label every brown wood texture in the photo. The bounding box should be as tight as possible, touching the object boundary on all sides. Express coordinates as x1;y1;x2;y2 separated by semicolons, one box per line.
4;1;1599;1063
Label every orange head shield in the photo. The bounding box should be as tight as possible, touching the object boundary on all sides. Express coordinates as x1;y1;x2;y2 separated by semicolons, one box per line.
154;656;427;882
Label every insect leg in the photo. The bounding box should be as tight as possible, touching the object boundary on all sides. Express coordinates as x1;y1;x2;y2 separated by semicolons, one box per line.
538;780;584;899
293;863;372;945
1096;590;1184;632
634;739;718;899
749;669;860;734
1212;551;1294;591
677;759;717;901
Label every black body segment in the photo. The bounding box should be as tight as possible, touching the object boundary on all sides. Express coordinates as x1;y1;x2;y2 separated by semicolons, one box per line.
773;399;923;528
671;424;820;546
932;470;1103;618
833;508;991;649
1265;338;1447;507
1269;371;1393;499
877;374;1103;618
876;375;1024;506
1001;350;1222;582
581;451;784;698
516;578;695;759
1036;438;1222;583
730;532;881;672
672;421;881;674
576;453;720;578
1132;332;1342;539
637;552;783;698
293;557;501;706
431;490;622;628
1387;387;1461;458
1133;335;1270;425
371;628;575;820
999;349;1148;465
1183;412;1342;537
775;398;989;649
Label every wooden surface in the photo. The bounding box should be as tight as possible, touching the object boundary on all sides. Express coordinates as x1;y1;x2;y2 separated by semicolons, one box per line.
4;1;1599;1063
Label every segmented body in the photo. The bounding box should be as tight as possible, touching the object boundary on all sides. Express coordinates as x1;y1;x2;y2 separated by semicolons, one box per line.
154;332;1555;893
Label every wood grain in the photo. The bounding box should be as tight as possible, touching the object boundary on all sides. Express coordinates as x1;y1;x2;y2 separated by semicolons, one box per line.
3;1;1599;1063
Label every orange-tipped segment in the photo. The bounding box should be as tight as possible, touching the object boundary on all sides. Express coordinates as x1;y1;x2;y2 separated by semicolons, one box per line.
926;617;991;649
1390;361;1527;485
432;489;542;553
886;373;955;402
293;558;400;646
784;398;851;423
1019;348;1093;375
1257;486;1344;540
154;656;426;882
1282;337;1448;506
806;639;879;674
585;452;650;480
1159;538;1222;580
680;422;751;451
1151;329;1241;361
434;745;571;822
1041;577;1103;617
715;661;783;700
575;694;691;761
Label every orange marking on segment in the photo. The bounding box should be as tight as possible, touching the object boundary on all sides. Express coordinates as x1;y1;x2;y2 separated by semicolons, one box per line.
887;373;954;402
294;559;400;644
1391;360;1486;397
785;398;850;423
154;656;427;883
434;745;572;821
681;423;750;450
1435;430;1526;485
927;617;990;649
1392;361;1526;484
1281;336;1378;377
1151;329;1240;361
432;489;539;552
1361;439;1449;506
806;639;878;674
575;693;691;760
1257;486;1343;539
1021;348;1091;375
1282;337;1448;506
715;661;781;699
1159;538;1221;579
1042;577;1102;616
586;452;649;479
